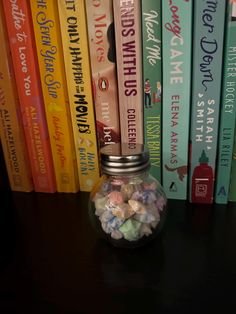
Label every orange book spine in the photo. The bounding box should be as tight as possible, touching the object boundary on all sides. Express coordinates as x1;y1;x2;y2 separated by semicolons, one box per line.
30;0;79;192
2;0;56;193
0;3;33;192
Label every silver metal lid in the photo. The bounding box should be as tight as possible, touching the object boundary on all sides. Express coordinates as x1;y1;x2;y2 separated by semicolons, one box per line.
100;143;150;175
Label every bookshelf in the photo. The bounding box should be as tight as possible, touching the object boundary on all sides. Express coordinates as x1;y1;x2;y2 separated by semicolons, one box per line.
0;189;236;313
0;0;236;309
1;0;236;203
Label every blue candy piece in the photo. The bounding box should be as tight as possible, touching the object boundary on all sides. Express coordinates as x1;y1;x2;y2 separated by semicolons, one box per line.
131;190;157;205
100;211;125;234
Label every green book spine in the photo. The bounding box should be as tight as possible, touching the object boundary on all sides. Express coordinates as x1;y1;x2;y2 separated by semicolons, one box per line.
215;2;236;204
189;0;226;204
141;0;162;183
162;0;192;200
229;125;236;202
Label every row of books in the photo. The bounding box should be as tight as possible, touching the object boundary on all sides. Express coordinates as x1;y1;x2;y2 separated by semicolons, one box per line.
0;0;235;205
161;0;236;205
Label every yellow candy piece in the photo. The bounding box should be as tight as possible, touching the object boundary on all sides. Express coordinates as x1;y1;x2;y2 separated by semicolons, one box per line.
128;199;147;214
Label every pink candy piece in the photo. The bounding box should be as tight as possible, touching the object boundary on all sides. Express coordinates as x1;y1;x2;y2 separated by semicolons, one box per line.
155;196;166;211
108;191;124;205
143;181;157;190
111;178;127;186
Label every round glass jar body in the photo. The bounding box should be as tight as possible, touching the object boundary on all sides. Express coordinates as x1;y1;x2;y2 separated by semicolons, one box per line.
89;143;167;248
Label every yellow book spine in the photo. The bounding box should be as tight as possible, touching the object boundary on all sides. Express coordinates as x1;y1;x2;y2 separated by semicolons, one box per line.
0;3;33;192
57;0;100;191
30;0;79;192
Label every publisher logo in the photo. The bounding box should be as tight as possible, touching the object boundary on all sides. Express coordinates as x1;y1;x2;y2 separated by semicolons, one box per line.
169;182;177;192
98;77;109;92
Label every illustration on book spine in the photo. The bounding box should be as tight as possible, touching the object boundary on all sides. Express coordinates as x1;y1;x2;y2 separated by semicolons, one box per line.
141;0;162;183
85;0;121;148
162;0;192;200
189;0;227;203
57;0;100;192
214;1;236;204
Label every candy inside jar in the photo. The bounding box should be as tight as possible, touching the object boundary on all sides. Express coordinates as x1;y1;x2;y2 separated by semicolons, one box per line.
88;143;167;248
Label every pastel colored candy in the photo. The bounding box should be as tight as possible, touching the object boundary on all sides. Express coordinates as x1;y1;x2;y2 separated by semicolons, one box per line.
119;219;142;241
101;181;112;193
111;178;126;186
112;203;135;219
100;211;125;234
121;184;135;200
141;190;157;204
128;199;147;214
143;181;158;190
131;190;157;204
108;191;124;205
93;173;165;243
108;216;124;230
94;195;108;216
134;212;156;224
128;176;143;184
100;210;114;223
130;191;143;201
155;196;166;211
111;230;123;240
151;220;159;229
147;204;160;222
140;223;153;237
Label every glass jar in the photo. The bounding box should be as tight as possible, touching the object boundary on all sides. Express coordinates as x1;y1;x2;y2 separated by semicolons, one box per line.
89;143;167;248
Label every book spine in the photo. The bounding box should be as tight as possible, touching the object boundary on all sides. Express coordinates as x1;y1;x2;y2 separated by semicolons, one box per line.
85;0;121;148
162;0;192;200
0;3;33;192
215;2;236;204
113;0;143;148
30;0;79;193
141;0;162;183
57;0;100;192
2;0;56;193
229;124;236;202
189;0;226;204
0;139;10;190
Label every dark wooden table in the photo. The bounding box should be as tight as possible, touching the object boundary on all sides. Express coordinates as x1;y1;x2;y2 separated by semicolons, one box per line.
0;190;236;314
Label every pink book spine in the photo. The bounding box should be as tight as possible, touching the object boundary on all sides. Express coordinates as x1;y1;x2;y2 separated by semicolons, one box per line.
113;0;144;148
2;0;56;192
85;0;121;148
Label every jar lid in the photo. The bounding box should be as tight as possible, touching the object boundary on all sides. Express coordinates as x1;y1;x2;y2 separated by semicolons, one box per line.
100;143;150;175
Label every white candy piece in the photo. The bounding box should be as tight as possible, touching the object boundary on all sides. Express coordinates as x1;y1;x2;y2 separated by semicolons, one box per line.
128;199;147;214
139;223;153;237
120;184;135;200
112;203;135;219
94;195;108;216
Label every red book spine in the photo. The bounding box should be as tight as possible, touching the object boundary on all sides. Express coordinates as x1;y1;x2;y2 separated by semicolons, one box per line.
2;0;56;192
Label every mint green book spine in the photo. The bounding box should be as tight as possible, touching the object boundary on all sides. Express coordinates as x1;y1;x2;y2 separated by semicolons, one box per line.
141;0;162;183
215;2;236;204
189;1;226;204
162;0;192;200
229;125;236;202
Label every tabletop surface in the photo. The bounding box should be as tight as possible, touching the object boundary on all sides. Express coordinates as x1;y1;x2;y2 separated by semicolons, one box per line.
0;190;236;314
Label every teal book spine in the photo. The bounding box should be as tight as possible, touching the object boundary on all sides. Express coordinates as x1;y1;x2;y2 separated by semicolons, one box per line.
162;0;192;200
189;0;227;204
229;124;236;202
215;2;236;204
141;0;162;183
228;121;236;202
